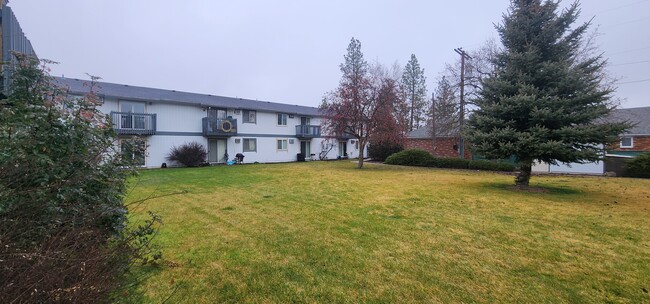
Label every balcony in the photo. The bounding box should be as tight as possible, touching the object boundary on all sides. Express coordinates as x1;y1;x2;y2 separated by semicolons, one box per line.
110;111;156;135
296;125;321;138
203;117;238;137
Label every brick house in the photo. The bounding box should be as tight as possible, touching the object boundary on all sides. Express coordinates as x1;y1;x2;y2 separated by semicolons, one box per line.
405;127;471;159
607;106;650;157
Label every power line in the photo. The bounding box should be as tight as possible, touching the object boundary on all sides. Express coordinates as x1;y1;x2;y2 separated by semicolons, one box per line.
596;0;649;14
610;16;650;27
610;60;650;66
609;46;650;55
617;78;650;85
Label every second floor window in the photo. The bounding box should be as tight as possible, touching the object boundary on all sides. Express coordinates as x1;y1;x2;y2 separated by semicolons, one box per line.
277;113;288;126
243;110;256;123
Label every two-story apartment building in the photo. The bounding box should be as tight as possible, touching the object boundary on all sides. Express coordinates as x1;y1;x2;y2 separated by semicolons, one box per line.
55;77;366;168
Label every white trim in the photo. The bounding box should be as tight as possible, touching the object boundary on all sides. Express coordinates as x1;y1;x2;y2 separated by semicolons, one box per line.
276;138;288;151
277;113;288;126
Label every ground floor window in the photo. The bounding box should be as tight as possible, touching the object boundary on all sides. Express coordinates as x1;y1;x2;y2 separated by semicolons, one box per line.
277;139;288;151
243;138;257;152
620;136;633;148
120;138;146;166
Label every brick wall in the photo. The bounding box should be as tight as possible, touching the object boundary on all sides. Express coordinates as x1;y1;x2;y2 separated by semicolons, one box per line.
609;135;650;153
405;137;471;159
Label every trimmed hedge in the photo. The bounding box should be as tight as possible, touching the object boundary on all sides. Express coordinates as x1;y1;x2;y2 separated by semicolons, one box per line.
385;149;434;166
385;149;516;172
469;159;517;171
624;153;650;178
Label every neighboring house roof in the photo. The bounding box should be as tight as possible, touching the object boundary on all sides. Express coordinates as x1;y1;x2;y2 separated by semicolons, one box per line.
53;77;322;117
407;126;458;139
608;106;650;135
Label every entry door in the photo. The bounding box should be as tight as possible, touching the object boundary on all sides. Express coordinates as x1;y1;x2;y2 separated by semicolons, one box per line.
120;101;146;129
208;140;218;163
208;139;228;163
216;139;227;163
207;108;228;133
208;108;227;119
339;141;347;157
301;117;311;125
301;141;311;158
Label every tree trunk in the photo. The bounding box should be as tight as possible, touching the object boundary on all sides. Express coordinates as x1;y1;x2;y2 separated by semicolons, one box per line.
357;141;365;169
515;161;532;186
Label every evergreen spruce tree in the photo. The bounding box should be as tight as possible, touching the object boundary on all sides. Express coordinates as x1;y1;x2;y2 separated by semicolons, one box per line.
430;76;459;139
401;54;428;131
466;0;630;186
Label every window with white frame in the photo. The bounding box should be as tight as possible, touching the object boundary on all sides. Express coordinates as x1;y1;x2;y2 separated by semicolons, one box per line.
277;113;288;126
243;110;256;123
620;136;633;148
243;138;257;152
277;139;288;150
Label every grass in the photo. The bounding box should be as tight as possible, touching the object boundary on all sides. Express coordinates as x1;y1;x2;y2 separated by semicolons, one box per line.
123;161;650;303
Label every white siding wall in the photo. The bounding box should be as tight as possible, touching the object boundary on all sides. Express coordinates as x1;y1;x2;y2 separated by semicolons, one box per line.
95;96;368;167
147;135;207;168
153;103;203;133
550;162;604;174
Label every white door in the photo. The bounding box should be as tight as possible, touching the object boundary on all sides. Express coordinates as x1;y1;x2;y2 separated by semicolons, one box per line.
208;140;218;163
208;139;228;163
217;139;227;163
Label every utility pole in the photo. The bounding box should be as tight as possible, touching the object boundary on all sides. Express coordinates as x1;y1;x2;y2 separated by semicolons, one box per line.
454;48;472;159
430;92;436;156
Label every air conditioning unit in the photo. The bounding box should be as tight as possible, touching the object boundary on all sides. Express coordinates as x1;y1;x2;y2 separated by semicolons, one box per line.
289;139;295;144
235;138;241;144
289;114;294;118
234;109;241;115
350;140;356;144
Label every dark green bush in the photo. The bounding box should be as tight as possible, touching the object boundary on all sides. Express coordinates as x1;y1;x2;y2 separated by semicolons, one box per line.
385;149;515;172
385;149;435;166
468;160;517;171
167;142;207;167
624;153;650;178
434;157;470;169
368;141;403;162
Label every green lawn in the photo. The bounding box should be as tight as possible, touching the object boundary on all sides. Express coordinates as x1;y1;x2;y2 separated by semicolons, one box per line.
124;161;650;303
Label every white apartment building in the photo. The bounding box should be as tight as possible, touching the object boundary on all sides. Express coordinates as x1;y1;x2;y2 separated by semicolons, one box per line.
56;77;366;168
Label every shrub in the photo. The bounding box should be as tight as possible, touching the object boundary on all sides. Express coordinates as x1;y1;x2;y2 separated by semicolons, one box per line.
434;157;470;169
624;153;650;178
385;149;435;166
384;149;516;172
368;141;404;162
0;54;160;303
167;142;207;167
468;160;517;171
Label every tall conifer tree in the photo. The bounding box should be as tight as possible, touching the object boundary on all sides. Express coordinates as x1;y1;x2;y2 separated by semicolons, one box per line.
466;0;629;186
401;54;428;131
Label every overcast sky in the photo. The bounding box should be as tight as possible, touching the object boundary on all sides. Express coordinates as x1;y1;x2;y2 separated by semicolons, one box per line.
9;0;650;109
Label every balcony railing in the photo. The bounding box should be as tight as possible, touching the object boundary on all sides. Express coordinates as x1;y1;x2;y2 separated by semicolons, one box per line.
110;111;156;135
203;117;238;137
296;125;321;138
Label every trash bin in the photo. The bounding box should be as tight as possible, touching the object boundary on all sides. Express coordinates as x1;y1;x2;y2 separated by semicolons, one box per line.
297;153;305;162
